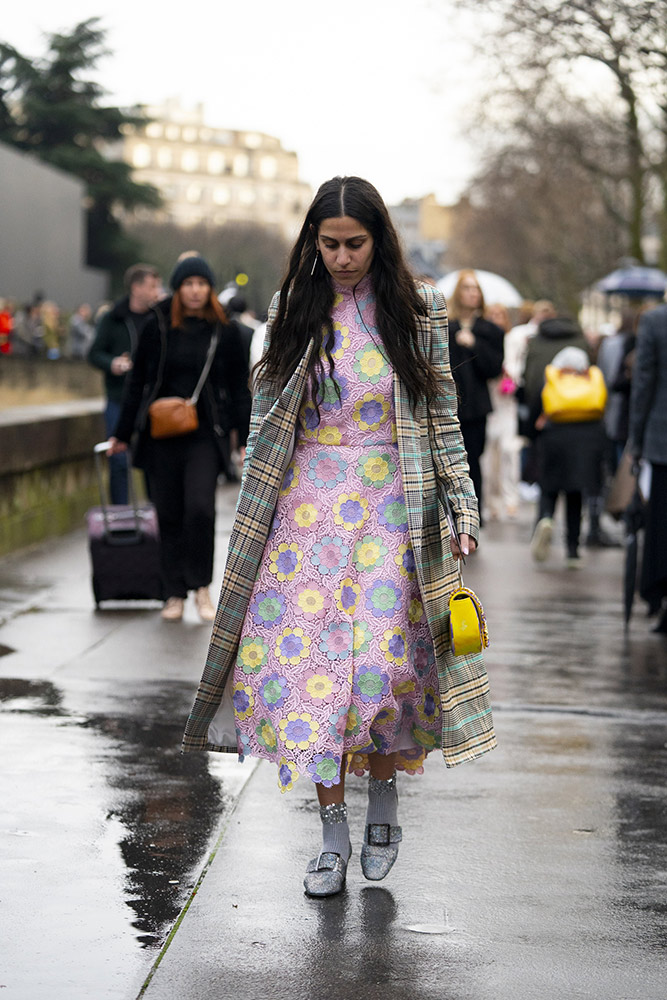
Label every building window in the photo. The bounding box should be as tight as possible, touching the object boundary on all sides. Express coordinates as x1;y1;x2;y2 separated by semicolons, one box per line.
182;126;198;143
233;153;250;177
146;123;162;138
259;156;278;180
157;147;173;169
213;185;231;206
165;124;180;140
182;150;200;172
244;132;262;149
186;183;202;204
208;152;226;174
132;143;151;168
239;187;256;206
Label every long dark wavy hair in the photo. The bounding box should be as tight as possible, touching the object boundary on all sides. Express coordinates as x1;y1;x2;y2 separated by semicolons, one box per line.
255;176;442;413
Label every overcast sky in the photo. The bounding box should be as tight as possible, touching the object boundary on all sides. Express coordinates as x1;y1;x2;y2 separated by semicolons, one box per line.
5;0;488;205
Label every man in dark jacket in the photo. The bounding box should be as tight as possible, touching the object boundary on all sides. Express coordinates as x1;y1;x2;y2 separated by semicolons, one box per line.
88;263;161;502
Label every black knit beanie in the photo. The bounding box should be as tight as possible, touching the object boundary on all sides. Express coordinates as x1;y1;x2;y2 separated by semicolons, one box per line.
169;256;216;290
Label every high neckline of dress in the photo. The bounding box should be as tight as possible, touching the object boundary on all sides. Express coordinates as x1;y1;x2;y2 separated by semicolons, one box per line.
332;273;373;298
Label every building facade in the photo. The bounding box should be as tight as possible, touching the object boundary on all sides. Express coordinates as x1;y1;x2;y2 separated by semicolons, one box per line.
389;194;453;278
116;100;312;239
0;142;108;310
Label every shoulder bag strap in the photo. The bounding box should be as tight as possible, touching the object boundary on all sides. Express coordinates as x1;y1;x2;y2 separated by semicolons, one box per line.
190;324;221;405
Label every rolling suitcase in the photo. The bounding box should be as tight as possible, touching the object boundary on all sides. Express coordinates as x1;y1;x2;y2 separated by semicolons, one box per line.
86;442;163;607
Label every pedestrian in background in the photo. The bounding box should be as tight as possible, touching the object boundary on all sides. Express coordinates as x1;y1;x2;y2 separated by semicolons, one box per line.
88;264;161;503
629;302;667;633
530;346;606;568
108;255;251;623
482;302;521;520
182;176;495;897
68;303;95;360
446;270;505;517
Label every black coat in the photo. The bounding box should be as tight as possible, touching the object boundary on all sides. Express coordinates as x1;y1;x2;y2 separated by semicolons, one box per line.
113;298;251;467
448;317;504;422
537;421;606;495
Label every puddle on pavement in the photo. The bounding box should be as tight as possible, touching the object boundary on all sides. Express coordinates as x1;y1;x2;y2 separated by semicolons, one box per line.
1;677;226;951
0;676;65;713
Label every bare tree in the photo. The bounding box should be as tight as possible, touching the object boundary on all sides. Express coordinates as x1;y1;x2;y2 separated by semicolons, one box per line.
455;0;667;263
447;113;626;312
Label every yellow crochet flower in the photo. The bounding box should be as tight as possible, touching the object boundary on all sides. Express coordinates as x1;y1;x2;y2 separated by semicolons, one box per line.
268;542;303;582
416;687;441;724
279;711;320;750
279;460;300;495
333;491;369;530
294;503;318;528
371;707;397;727
353;620;372;654
305;673;334;700
352;393;390;432
274;626;311;665
411;723;437;749
317;425;342;445
408;598;424;623
335;577;362;616
395;543;416;580
237;637;269;674
393;679;415;696
380;626;407;666
277;756;300;793
232;681;254;721
297;587;325;616
358;451;394;487
330;321;350;359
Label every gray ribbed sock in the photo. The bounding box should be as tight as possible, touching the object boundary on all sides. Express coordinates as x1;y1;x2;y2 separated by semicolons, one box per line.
366;772;398;827
320;802;351;857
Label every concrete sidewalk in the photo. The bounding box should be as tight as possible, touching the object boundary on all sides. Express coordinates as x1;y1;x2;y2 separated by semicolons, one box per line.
138;519;667;1000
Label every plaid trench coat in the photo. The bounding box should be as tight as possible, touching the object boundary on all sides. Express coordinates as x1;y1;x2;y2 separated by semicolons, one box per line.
182;282;496;766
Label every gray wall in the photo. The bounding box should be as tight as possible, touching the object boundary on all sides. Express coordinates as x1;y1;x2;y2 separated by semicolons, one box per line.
0;142;109;311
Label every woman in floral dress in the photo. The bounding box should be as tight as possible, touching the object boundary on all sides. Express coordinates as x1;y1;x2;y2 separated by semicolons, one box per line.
183;177;493;897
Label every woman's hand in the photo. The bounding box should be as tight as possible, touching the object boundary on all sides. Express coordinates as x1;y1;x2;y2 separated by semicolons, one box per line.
451;532;476;561
106;437;128;456
455;330;476;349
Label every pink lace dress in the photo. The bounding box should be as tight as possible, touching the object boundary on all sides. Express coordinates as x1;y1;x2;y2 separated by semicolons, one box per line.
233;276;441;792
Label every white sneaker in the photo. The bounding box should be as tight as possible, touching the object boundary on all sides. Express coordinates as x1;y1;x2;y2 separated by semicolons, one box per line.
161;597;184;622
195;587;216;623
530;517;553;562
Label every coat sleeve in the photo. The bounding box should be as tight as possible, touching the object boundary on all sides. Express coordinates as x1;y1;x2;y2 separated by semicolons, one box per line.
87;312;116;373
112;320;156;442
470;319;505;380
628;315;658;455
421;285;480;543
242;291;282;472
221;321;252;446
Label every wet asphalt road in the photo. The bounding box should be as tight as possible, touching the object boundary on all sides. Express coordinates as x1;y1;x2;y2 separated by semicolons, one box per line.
1;489;666;999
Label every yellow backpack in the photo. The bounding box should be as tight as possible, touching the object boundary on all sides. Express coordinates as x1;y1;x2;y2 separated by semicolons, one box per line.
541;364;607;423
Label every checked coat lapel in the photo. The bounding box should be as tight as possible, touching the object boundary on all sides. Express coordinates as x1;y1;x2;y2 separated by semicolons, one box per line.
182;283;496;766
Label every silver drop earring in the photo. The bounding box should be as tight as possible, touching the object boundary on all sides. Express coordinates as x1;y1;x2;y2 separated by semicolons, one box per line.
310;249;319;276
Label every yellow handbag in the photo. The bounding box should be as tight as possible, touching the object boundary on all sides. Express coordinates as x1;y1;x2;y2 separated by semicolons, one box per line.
449;566;490;656
541;364;607;423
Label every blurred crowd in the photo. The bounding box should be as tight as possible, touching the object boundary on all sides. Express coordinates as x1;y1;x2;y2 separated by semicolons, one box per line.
1;262;665;631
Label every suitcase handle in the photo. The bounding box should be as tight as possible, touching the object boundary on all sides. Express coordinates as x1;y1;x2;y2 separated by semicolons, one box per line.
94;441;142;538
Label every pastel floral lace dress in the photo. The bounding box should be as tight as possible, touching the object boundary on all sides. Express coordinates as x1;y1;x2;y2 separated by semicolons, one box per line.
233;276;441;792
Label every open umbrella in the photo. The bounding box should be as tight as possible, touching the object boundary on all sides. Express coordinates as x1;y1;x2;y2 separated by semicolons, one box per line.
437;269;524;308
622;465;645;628
596;266;667;298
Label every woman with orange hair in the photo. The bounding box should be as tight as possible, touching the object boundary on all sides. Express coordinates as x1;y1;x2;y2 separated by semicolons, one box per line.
109;256;251;622
447;270;505;516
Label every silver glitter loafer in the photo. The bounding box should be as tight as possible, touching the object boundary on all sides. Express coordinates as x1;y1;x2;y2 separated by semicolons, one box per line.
360;823;402;881
303;847;351;897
